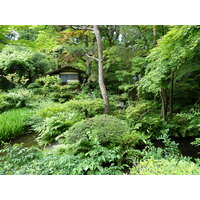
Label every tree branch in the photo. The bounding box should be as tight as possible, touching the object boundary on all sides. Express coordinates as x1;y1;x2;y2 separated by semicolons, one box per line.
136;25;149;50
137;110;149;121
65;25;93;31
86;54;99;61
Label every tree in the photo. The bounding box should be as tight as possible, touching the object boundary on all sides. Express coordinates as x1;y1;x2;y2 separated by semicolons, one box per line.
0;45;55;85
94;25;110;114
140;25;200;120
58;25;110;113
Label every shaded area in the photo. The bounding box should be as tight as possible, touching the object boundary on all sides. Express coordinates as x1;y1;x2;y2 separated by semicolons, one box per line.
0;133;37;149
153;137;200;159
10;133;37;147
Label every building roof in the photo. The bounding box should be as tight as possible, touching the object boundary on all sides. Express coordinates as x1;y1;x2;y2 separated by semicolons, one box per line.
47;65;85;75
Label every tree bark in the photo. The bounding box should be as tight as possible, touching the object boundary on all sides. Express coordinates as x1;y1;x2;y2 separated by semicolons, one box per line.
93;25;110;114
160;88;168;121
153;25;157;46
169;69;174;119
86;55;92;81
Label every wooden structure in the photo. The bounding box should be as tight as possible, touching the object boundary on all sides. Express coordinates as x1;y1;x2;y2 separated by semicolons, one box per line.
47;65;85;84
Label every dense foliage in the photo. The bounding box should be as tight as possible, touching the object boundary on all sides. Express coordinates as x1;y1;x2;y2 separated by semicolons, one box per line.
64;114;129;150
0;25;199;175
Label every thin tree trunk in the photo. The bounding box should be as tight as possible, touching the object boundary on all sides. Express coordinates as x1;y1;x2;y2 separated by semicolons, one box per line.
93;25;110;114
153;25;157;46
169;69;174;119
85;35;92;83
161;25;165;36
86;55;92;81
160;88;167;121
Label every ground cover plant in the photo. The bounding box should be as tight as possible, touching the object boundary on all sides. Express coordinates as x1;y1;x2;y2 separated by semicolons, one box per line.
0;134;199;175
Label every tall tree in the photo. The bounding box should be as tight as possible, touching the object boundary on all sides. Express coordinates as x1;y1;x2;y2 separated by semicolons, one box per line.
94;25;110;114
140;25;200;120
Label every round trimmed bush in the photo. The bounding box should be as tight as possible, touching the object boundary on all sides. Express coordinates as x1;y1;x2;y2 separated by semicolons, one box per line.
66;114;129;147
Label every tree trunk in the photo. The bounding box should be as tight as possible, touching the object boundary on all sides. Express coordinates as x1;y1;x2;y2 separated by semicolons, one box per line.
86;55;92;82
160;88;168;121
169;69;174;119
153;25;157;46
93;25;110;114
85;35;92;84
161;25;165;36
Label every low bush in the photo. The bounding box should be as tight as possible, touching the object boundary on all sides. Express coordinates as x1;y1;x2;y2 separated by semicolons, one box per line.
36;99;104;119
0;93;11;112
140;134;180;160
28;76;61;90
0;143;41;175
125;100;164;138
32;99;105;146
130;158;200;175
117;133;181;167
166;105;200;137
120;131;150;149
191;138;200;154
125;100;159;121
64;99;104;117
28;76;76;103
191;138;200;147
6;89;33;107
130;134;200;175
64;114;129;150
0;143;124;175
34;111;85;147
0;108;32;142
0;89;33;112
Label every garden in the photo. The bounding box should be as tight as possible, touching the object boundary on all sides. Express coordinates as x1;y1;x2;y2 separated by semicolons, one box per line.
0;25;199;175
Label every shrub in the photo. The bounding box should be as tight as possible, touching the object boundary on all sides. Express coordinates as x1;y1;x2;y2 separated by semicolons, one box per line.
36;99;104;119
130;158;200;175
191;138;200;154
31;98;105;147
31;99;105;147
166;105;200;137
0;89;33;112
0;108;32;142
0;143;41;175
29;75;61;89
140;134;180;160
35;102;69;118
125;100;163;138
49;85;75;103
130;135;200;175
34;111;85;147
125;100;159;121
120;131;150;149
0;93;11;112
0;143;124;175
28;76;76;102
191;138;200;147
65;114;129;149
6;89;33;107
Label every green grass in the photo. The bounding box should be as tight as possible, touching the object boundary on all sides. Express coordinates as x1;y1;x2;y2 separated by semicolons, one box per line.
0;108;32;142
